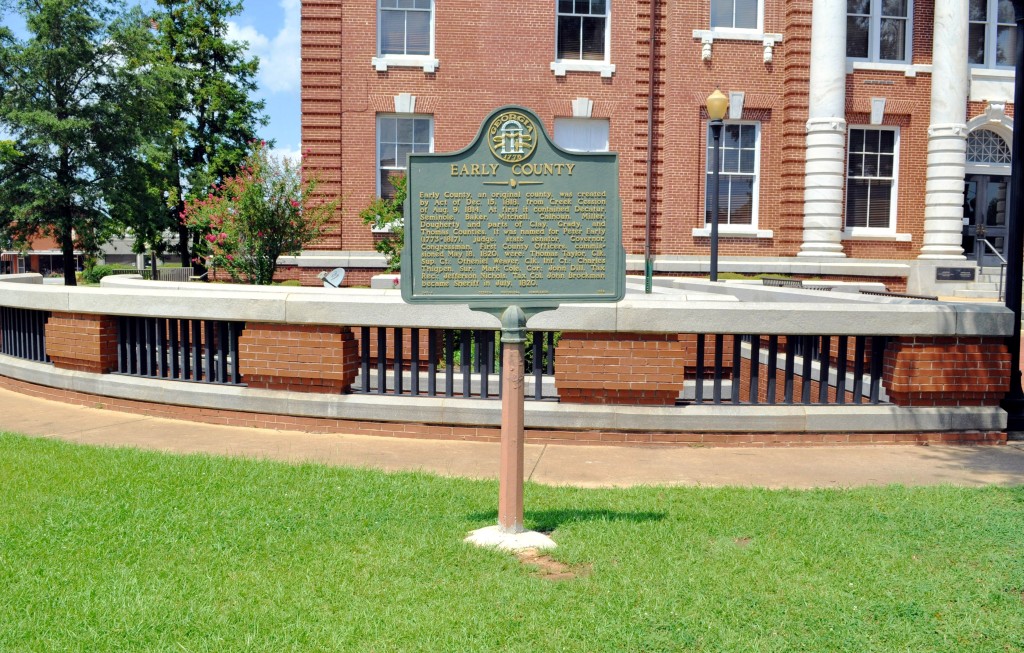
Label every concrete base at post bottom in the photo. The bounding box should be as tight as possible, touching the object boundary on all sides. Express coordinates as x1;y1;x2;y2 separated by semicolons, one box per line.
464;525;557;552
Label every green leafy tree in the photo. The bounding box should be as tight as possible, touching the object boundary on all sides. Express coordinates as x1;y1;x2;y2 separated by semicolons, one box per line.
360;173;406;273
0;0;169;285
150;0;266;276
182;142;337;285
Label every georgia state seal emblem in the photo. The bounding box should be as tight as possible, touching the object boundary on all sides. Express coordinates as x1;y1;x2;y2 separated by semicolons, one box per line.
487;110;537;163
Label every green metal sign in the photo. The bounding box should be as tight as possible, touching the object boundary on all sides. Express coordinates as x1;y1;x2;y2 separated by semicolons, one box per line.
401;106;625;310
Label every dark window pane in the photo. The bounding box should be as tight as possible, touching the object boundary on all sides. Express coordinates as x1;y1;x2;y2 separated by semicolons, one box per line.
863;153;878;177
711;0;733;28
997;26;1017;66
592;0;607;15
734;0;758;28
575;0;589;14
559;0;573;12
396;143;412;167
864;129;880;152
969;0;987;21
879;153;894;177
381;0;398;7
381;171;398;199
557;16;581;59
414;0;431;8
999;0;1015;23
850;129;864;152
968;24;986;64
380;11;406;54
848;153;864;177
868;182;892;228
847;17;870;57
879;18;906;61
722;125;741;148
414;119;431;144
847;0;870;14
846;179;870;228
740;149;756;173
728;177;754;225
740;125;756;148
882;0;908;17
723;148;740;173
379;143;396;168
405;11;430;54
397;118;414;143
880;130;895;152
580;17;606;60
396;0;415;8
379;117;397;142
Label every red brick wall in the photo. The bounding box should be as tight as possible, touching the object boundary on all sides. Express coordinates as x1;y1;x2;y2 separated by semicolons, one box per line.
555;331;685;405
45;312;118;374
238;323;359;393
883;336;1010;406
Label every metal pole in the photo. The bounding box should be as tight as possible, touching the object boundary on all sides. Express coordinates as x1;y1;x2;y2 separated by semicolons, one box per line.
1002;0;1024;433
709;119;723;282
498;305;526;532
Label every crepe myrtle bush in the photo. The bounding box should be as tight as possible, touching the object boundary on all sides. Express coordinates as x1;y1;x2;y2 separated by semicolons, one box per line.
359;173;406;273
182;142;338;284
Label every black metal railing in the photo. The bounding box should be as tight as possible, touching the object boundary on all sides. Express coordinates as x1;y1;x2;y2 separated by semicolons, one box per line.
352;327;558;400
116;317;244;385
691;334;888;405
0;307;50;363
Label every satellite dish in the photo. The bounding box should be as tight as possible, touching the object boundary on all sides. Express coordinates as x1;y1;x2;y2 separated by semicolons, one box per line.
318;267;346;289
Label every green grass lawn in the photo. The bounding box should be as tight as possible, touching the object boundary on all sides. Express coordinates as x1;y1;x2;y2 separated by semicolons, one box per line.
1;433;1022;652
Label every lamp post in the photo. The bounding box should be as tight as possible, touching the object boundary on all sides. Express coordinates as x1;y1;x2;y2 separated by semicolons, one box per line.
1002;0;1024;433
706;89;729;282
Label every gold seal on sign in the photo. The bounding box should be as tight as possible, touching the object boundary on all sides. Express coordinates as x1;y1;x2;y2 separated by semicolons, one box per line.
487;111;537;163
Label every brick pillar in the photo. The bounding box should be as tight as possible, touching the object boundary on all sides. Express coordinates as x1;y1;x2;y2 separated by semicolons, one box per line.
45;312;118;373
883;336;1010;406
554;332;685;405
238;323;359;393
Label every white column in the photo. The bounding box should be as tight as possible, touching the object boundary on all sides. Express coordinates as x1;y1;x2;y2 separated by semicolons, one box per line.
799;0;848;257
919;0;969;259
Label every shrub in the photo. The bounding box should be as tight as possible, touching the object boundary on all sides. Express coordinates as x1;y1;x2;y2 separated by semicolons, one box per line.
82;265;115;284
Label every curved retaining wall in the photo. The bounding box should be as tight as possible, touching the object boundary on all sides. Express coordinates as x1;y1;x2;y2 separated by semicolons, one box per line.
0;274;1013;446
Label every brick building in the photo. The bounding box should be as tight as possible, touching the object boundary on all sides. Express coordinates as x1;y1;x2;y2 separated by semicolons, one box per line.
294;0;1017;293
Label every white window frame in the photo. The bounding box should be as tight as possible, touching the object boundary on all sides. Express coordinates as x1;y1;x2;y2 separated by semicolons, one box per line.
846;0;913;64
709;0;764;34
372;0;439;73
969;0;1016;70
844;126;900;236
551;1;615;77
696;121;766;237
553;117;610;152
375;114;433;231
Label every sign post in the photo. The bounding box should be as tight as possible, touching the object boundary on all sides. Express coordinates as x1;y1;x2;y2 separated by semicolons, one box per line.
401;106;625;548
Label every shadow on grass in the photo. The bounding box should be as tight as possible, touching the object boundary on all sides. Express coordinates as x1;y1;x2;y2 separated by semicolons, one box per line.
468;509;666;532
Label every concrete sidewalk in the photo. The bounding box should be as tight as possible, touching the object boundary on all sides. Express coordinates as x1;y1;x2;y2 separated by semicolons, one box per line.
1;387;1022;488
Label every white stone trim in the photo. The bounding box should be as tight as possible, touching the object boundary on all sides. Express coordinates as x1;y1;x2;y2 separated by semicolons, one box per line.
842;230;912;242
371;55;439;73
847;61;931;76
692;226;773;239
691;29;782;63
550;60;615;78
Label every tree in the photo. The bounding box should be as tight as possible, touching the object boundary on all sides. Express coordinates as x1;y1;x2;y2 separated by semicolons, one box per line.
360;173;407;273
150;0;266;275
0;0;169;285
182;142;337;285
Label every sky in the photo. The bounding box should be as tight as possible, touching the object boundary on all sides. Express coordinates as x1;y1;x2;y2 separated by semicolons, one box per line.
1;0;302;160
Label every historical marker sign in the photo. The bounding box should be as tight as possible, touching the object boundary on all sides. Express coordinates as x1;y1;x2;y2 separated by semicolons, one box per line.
401;106;625;310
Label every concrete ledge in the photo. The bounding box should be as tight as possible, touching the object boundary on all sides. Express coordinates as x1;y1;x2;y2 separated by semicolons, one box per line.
0;356;1007;434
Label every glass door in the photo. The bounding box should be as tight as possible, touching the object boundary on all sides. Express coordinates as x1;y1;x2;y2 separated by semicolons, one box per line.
963;174;1009;267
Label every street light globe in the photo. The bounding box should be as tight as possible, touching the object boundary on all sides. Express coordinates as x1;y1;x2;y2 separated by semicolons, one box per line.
706;89;729;121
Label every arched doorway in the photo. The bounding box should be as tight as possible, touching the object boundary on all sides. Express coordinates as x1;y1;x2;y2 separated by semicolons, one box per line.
963;128;1012;266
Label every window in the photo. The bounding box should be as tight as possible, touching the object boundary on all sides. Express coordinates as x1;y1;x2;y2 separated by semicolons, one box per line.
710;0;760;31
967;128;1012;165
378;0;432;57
847;0;911;62
556;0;609;61
554;118;610;152
377;115;433;199
969;0;1016;68
846;128;898;230
705;123;759;227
